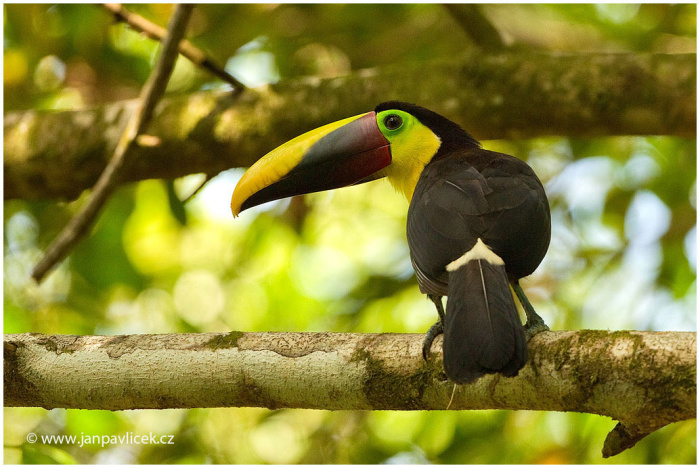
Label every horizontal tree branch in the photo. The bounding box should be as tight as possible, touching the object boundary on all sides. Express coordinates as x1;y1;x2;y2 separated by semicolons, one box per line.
4;52;695;200
4;330;696;457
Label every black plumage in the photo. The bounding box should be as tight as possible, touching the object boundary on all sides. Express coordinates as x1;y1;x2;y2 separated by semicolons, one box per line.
408;149;551;292
385;103;550;383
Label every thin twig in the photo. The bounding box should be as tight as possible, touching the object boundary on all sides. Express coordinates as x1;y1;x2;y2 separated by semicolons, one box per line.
443;4;507;51
103;3;246;91
181;173;214;204
31;4;195;283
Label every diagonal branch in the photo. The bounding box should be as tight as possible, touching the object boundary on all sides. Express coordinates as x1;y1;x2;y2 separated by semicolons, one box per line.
443;4;507;51
102;3;246;91
30;4;195;283
4;330;695;457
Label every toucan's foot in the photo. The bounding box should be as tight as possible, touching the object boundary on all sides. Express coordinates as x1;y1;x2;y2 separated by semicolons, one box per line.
422;319;444;360
423;294;445;360
524;317;549;341
513;282;549;341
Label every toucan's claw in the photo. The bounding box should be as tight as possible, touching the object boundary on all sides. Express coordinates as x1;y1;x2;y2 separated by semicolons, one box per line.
423;294;445;360
524;316;549;341
422;320;444;360
514;282;550;341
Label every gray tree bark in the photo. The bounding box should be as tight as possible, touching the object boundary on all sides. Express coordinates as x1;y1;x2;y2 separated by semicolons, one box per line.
4;52;695;201
4;330;696;457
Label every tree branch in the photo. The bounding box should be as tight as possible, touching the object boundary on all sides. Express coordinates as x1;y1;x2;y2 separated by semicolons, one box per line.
4;52;695;201
29;4;195;283
102;3;246;91
443;4;507;51
4;330;695;457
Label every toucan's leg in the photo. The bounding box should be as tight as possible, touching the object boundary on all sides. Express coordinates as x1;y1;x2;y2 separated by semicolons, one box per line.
423;294;445;360
513;282;549;340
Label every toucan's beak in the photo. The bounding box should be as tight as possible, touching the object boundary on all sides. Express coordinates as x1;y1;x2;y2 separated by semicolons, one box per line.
231;112;391;216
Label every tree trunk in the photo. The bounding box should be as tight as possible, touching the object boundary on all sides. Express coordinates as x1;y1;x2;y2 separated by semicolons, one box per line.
4;330;696;457
4;52;695;201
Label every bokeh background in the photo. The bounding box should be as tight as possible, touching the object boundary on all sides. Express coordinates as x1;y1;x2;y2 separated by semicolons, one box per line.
4;4;696;464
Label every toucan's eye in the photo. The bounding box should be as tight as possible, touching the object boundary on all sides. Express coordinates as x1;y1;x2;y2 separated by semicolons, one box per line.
384;114;403;130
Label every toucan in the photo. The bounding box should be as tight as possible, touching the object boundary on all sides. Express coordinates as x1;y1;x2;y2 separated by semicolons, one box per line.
230;101;550;384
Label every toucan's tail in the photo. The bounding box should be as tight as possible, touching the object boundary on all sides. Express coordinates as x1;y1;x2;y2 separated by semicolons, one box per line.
443;239;527;384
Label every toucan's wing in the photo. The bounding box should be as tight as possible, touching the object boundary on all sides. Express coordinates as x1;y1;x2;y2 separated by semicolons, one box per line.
478;153;551;279
407;149;550;294
407;153;491;295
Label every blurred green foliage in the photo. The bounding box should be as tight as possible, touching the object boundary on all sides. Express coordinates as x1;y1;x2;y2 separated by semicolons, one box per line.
4;3;696;464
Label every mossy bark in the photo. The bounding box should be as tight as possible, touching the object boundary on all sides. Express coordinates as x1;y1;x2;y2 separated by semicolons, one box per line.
4;52;695;201
4;330;695;456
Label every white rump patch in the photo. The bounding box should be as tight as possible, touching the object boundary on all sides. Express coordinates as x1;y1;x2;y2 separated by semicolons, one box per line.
446;238;504;271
